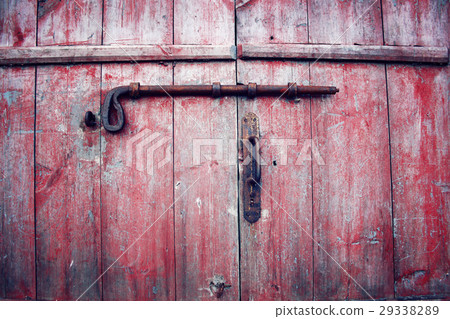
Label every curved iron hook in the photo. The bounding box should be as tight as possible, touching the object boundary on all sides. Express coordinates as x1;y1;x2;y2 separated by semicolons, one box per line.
101;86;129;133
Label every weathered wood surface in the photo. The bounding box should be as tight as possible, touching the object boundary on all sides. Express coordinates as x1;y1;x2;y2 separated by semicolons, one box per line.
238;61;313;300
0;0;36;301
0;0;36;47
172;0;238;301
35;0;102;301
37;0;102;46
103;0;173;45
101;0;175;301
238;44;449;64
310;63;393;300
0;67;36;300
383;0;449;47
35;64;102;300
308;0;383;45
236;0;308;44
101;63;175;300
173;62;239;300
0;45;237;65
0;0;449;301
174;0;235;45
387;65;449;299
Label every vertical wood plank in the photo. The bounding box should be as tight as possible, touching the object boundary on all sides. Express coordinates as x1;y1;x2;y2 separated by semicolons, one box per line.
173;0;238;301
387;65;449;298
174;0;235;45
383;0;449;47
308;0;383;45
37;0;102;46
101;0;175;301
0;0;36;47
173;62;239;300
103;0;173;45
311;63;394;300
238;61;313;300
0;0;36;300
36;0;103;300
101;64;175;300
236;0;308;44
0;67;36;300
35;64;102;300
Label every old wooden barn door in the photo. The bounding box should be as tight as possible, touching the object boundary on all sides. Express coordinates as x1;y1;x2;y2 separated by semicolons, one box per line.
0;0;448;301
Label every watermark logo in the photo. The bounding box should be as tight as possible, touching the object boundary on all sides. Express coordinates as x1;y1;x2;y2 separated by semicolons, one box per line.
192;138;325;167
125;130;325;175
125;129;171;175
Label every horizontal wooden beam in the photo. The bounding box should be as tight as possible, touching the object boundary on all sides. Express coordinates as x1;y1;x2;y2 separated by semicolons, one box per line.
0;44;447;65
0;45;237;65
238;44;449;64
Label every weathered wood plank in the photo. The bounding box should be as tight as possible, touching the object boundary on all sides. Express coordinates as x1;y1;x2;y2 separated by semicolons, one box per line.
238;61;313;300
0;67;36;300
308;0;383;45
101;63;175;300
35;64;102;300
174;0;235;45
387;65;449;298
0;0;36;301
0;45;237;65
238;44;449;64
35;0;102;300
100;0;175;300
0;0;36;47
311;63;394;300
383;0;449;47
236;0;308;44
103;0;173;45
173;62;239;300
173;0;238;301
37;0;102;46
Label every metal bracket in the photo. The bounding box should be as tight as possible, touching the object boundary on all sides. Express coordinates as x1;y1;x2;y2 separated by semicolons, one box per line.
241;112;261;224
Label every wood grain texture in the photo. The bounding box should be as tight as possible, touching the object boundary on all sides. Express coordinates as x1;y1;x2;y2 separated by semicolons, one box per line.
236;0;308;44
35;64;102;300
0;0;36;300
238;44;449;64
383;0;449;47
308;0;383;45
35;0;103;300
103;0;173;45
310;63;393;300
37;0;102;46
0;0;36;47
101;63;175;300
387;65;449;298
0;45;237;65
174;0;235;45
173;62;239;300
238;61;313;300
0;67;36;300
101;0;175;299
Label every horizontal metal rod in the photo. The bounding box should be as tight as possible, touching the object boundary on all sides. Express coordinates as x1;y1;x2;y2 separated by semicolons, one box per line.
86;82;339;133
136;84;339;96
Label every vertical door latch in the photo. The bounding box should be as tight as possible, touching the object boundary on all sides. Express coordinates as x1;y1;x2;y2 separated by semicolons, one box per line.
241;112;261;223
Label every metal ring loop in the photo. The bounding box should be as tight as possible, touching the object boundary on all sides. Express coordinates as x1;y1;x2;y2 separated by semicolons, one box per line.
287;82;297;99
212;82;221;98
130;82;140;98
248;82;257;99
